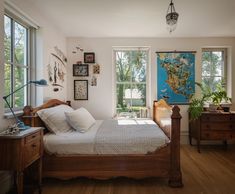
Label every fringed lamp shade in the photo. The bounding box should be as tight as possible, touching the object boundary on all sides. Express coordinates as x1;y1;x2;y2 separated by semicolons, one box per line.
166;0;179;33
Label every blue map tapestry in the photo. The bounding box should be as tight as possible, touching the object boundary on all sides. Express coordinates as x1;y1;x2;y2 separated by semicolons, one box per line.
157;52;195;104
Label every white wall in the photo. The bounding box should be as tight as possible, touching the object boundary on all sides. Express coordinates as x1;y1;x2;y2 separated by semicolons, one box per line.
67;37;235;142
0;0;68;132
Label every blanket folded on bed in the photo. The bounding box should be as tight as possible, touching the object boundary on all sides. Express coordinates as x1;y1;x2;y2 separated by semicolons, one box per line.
94;119;169;154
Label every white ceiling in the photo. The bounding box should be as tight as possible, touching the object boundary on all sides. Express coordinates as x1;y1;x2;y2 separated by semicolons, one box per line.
28;0;235;38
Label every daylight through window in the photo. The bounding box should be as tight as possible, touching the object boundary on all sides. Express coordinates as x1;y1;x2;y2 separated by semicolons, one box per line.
4;14;30;110
202;48;227;92
114;49;149;118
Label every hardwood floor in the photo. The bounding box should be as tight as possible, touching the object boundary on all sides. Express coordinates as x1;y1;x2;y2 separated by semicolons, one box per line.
41;145;235;194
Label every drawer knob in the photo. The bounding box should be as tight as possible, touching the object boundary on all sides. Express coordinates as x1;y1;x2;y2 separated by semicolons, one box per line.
32;135;36;138
31;144;37;148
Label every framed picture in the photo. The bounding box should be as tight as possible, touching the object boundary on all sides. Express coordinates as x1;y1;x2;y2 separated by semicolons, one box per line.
84;52;95;63
73;64;89;76
93;64;100;74
74;80;88;100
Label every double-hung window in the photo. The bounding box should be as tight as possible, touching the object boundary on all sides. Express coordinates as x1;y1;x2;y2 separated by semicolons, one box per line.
201;48;227;91
114;48;149;118
4;14;31;111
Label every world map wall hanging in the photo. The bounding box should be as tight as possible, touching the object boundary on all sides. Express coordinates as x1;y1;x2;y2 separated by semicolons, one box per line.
156;51;196;104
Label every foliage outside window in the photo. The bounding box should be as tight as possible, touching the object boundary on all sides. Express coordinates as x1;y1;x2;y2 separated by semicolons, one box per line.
201;48;227;92
114;49;148;118
4;14;30;110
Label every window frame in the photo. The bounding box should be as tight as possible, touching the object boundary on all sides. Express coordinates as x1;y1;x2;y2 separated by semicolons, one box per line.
4;13;32;112
201;48;227;92
112;47;150;117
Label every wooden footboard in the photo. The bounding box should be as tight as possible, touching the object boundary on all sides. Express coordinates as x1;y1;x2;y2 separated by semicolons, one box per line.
22;99;182;187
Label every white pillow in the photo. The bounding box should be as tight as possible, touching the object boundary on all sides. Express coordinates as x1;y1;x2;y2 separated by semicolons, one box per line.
65;107;95;133
37;104;74;134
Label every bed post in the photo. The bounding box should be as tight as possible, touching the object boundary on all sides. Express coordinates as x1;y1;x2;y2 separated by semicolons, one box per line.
169;105;183;187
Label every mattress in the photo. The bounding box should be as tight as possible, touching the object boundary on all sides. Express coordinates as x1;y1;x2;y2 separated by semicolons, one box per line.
43;119;170;155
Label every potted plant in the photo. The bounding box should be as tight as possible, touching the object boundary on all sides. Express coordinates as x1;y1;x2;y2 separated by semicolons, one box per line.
210;84;231;112
188;82;211;120
189;81;232;120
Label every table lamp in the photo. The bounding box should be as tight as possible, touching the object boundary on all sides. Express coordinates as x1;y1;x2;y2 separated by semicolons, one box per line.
3;79;47;131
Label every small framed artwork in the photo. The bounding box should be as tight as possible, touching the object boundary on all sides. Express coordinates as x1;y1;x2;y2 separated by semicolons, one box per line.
73;64;89;76
93;64;100;74
84;52;95;63
91;76;97;86
74;80;88;100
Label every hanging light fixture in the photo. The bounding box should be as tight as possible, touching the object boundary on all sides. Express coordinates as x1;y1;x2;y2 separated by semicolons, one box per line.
166;0;179;33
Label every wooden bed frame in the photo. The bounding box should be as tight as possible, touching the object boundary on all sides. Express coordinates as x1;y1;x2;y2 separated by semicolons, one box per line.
22;99;182;187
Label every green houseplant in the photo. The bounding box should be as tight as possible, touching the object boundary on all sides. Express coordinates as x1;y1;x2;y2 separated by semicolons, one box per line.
188;82;211;120
189;81;232;120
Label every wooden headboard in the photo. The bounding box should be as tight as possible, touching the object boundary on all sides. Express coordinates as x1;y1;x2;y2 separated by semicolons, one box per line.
22;99;71;128
153;99;181;139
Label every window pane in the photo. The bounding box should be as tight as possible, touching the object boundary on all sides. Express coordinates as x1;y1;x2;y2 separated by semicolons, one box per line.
132;51;147;83
116;51;131;82
14;67;27;108
4;15;11;63
211;51;223;76
131;83;146;107
202;76;222;92
116;83;131;113
202;51;211;76
202;51;223;77
4;64;12;108
14;22;27;65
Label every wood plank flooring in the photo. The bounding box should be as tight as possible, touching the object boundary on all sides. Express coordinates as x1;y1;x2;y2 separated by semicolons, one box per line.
41;145;235;194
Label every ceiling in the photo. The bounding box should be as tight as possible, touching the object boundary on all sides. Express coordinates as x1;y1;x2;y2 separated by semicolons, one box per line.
28;0;235;38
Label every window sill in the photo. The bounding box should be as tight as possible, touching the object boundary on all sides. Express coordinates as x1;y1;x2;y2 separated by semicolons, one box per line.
4;110;23;119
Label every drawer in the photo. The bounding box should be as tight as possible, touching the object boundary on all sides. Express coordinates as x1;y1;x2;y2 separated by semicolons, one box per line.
201;123;234;130
25;131;40;144
201;131;233;140
201;114;232;122
24;139;41;167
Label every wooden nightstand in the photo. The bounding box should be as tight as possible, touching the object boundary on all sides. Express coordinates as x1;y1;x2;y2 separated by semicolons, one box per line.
0;127;43;194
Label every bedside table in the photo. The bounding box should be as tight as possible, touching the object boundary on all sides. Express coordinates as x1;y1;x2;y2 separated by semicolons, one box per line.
0;127;43;194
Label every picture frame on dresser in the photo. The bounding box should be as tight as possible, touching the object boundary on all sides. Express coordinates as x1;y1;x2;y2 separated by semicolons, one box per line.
73;64;89;76
74;80;88;100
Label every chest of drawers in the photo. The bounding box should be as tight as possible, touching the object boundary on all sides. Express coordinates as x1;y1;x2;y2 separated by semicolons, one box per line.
0;127;43;194
189;112;235;152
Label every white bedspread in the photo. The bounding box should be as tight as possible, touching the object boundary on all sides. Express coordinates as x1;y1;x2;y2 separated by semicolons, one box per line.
95;119;169;154
43;119;169;155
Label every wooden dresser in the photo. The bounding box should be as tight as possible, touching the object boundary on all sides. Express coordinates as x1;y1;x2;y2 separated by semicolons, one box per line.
189;111;235;152
0;127;43;194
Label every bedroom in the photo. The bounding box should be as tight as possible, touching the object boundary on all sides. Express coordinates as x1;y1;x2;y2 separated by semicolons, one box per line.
0;0;235;193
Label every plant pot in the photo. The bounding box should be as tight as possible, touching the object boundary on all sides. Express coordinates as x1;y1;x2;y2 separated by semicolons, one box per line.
208;104;219;112
220;103;232;112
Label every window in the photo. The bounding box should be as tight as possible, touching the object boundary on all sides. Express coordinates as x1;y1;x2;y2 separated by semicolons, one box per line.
202;48;227;91
4;14;30;111
114;48;149;118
